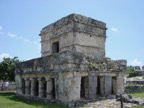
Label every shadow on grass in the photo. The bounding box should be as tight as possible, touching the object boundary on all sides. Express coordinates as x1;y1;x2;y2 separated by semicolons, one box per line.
0;92;15;96
0;91;68;108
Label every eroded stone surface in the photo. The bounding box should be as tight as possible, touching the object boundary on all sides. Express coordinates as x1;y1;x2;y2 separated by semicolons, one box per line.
15;14;127;106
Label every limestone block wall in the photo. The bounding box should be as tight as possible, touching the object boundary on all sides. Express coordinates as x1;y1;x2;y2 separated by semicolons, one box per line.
116;72;125;94
15;71;125;103
40;14;107;60
15;50;127;105
55;72;81;102
15;72;82;102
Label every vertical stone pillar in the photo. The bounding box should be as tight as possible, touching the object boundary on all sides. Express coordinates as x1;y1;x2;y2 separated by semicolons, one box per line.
15;75;23;94
104;76;112;96
25;78;30;95
68;72;81;101
116;73;124;94
88;73;97;99
46;77;53;99
30;78;34;96
38;78;42;97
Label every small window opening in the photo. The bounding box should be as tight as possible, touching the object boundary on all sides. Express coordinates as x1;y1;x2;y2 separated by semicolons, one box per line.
52;41;59;53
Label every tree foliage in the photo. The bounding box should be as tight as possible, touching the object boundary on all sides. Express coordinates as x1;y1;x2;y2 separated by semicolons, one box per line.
0;57;20;81
126;66;136;77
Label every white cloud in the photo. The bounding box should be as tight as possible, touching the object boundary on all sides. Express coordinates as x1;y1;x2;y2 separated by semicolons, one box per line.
129;59;143;67
7;32;40;46
111;27;119;32
0;53;12;62
7;32;18;39
0;26;2;30
0;26;3;36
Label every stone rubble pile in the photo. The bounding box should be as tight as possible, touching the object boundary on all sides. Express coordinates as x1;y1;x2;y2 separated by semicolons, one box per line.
74;99;137;108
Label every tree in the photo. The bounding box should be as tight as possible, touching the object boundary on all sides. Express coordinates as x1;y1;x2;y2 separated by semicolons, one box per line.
0;57;20;81
126;66;136;77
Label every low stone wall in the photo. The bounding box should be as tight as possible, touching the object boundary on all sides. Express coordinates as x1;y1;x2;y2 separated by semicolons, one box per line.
126;80;144;85
125;80;144;93
0;82;16;91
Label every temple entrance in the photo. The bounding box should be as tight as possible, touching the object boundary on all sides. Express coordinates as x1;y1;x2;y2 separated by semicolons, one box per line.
97;76;101;96
112;77;117;94
52;78;55;99
34;78;39;96
41;77;47;97
80;76;88;98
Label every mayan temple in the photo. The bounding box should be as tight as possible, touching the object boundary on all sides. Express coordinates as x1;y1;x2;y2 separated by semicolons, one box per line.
15;14;127;106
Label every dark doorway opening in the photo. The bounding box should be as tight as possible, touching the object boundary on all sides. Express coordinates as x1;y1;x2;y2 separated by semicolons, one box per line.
35;79;39;96
112;77;116;95
28;79;31;95
22;78;25;94
52;78;55;99
52;41;59;53
80;76;88;98
41;78;47;98
97;76;101;96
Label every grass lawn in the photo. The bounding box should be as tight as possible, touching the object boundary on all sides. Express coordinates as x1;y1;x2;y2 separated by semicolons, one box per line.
131;91;144;108
0;91;68;108
131;92;144;98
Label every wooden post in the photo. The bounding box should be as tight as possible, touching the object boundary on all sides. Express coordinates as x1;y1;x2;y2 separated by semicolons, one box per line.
120;94;123;108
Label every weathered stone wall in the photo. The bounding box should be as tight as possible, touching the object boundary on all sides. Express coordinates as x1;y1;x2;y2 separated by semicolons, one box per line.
40;14;106;60
125;80;144;93
15;14;127;106
126;80;144;85
55;72;81;102
116;72;125;94
16;51;126;74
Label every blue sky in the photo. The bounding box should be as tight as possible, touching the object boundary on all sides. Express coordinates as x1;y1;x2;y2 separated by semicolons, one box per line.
0;0;144;67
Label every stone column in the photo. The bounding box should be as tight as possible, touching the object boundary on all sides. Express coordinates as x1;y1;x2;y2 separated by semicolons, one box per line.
116;73;124;94
30;78;34;96
46;77;53;99
38;78;42;97
25;78;30;95
15;75;22;94
88;73;97;99
104;76;112;96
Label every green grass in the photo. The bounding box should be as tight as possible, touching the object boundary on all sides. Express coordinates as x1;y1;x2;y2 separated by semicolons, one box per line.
131;91;144;98
0;91;68;108
133;106;144;108
130;91;144;108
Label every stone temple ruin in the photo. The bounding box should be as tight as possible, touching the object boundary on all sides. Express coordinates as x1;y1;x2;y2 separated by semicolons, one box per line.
15;14;127;105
